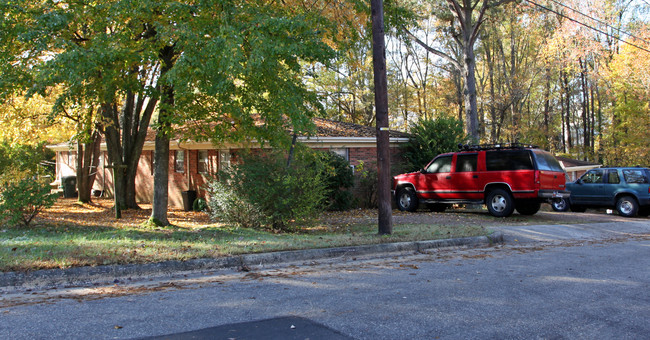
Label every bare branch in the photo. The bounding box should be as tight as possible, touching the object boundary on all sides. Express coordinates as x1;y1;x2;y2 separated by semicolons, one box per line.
402;27;462;71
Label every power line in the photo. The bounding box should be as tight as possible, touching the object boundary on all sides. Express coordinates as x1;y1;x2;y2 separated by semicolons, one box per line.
547;0;650;46
525;0;650;54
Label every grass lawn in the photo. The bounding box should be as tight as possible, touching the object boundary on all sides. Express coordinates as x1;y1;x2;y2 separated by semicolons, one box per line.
0;198;495;272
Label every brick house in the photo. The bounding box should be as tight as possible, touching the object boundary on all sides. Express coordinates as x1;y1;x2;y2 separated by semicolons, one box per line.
48;118;410;208
556;156;601;181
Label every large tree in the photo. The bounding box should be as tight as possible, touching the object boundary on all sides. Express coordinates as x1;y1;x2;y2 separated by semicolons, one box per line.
143;1;336;225
1;0;334;219
404;0;513;141
0;0;163;209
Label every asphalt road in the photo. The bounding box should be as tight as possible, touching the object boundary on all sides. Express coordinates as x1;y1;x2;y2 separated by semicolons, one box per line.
1;215;649;340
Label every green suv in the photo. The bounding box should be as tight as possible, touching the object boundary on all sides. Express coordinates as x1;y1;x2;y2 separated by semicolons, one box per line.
552;167;650;217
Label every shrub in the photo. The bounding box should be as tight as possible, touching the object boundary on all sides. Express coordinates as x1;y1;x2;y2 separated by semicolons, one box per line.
0;141;54;186
314;151;355;211
355;161;378;208
205;180;262;229
0;178;58;227
207;149;328;231
402;117;467;172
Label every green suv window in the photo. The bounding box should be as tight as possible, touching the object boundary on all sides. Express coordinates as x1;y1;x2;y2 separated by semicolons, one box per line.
623;169;648;184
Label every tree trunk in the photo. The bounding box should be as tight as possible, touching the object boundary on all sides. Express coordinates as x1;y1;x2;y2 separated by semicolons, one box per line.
579;58;590;158
76;130;102;203
151;45;176;226
562;70;572;150
543;68;551;150
151;131;170;225
100;81;158;210
463;44;479;141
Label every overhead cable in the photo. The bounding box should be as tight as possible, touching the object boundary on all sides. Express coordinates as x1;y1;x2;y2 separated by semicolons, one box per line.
525;0;650;54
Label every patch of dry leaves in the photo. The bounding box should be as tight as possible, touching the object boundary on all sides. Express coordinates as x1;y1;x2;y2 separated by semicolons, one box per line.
35;198;212;229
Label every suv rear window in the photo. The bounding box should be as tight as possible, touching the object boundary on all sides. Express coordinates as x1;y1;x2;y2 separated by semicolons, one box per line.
486;150;534;171
622;169;648;184
533;150;565;172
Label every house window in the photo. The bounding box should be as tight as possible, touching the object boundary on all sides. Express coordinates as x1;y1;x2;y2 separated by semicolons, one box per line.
198;150;209;174
329;148;349;161
175;150;185;173
219;151;231;171
67;151;77;167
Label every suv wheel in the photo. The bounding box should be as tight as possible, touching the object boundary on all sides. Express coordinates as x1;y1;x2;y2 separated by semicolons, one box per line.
616;196;639;217
486;189;515;217
551;198;569;212
516;200;541;215
396;187;419;212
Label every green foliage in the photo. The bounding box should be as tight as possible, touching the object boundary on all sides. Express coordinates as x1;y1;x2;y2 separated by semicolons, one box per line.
354;161;378;208
0;178;58;227
0;141;54;186
208;149;328;231
206;180;263;229
402;117;467;172
313;151;355;211
0;141;57;227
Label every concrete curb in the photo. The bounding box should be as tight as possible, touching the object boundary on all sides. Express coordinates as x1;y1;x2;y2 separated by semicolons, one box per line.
0;232;503;289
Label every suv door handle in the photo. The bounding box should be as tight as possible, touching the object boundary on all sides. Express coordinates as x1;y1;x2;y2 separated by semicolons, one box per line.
473;175;479;178
445;176;451;179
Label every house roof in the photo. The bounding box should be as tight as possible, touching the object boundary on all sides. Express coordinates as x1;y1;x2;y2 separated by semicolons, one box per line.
556;156;601;168
312;118;409;139
47;118;410;151
556;156;601;171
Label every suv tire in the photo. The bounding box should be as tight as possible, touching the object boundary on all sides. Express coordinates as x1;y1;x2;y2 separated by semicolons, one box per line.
551;198;569;212
516;200;541;215
616;195;638;217
396;187;419;212
486;189;515;217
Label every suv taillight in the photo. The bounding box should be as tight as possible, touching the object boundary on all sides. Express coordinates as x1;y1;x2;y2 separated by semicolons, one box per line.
535;171;540;185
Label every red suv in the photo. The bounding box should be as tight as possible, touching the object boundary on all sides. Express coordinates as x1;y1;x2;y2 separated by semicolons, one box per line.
393;144;570;217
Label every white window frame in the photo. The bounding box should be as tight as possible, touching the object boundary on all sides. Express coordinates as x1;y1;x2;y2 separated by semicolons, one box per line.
175;150;185;173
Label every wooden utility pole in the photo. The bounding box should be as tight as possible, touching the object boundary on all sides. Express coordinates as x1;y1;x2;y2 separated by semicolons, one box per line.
371;0;393;235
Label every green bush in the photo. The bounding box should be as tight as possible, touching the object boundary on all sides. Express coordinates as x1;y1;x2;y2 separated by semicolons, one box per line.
355;161;378;208
205;180;262;229
0;141;54;186
314;151;355;211
402;117;467;172
0;178;58;227
207;149;328;231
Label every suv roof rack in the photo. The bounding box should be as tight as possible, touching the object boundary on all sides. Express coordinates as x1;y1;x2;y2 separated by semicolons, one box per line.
457;142;539;151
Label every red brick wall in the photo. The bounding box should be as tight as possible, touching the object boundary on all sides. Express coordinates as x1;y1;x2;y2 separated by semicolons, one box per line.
90;145;404;208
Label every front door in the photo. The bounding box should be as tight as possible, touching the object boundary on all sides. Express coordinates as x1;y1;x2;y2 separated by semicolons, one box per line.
418;155;453;199
572;169;606;205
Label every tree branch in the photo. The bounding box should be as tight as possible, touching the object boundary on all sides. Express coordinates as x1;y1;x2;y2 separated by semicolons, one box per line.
402;27;462;71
